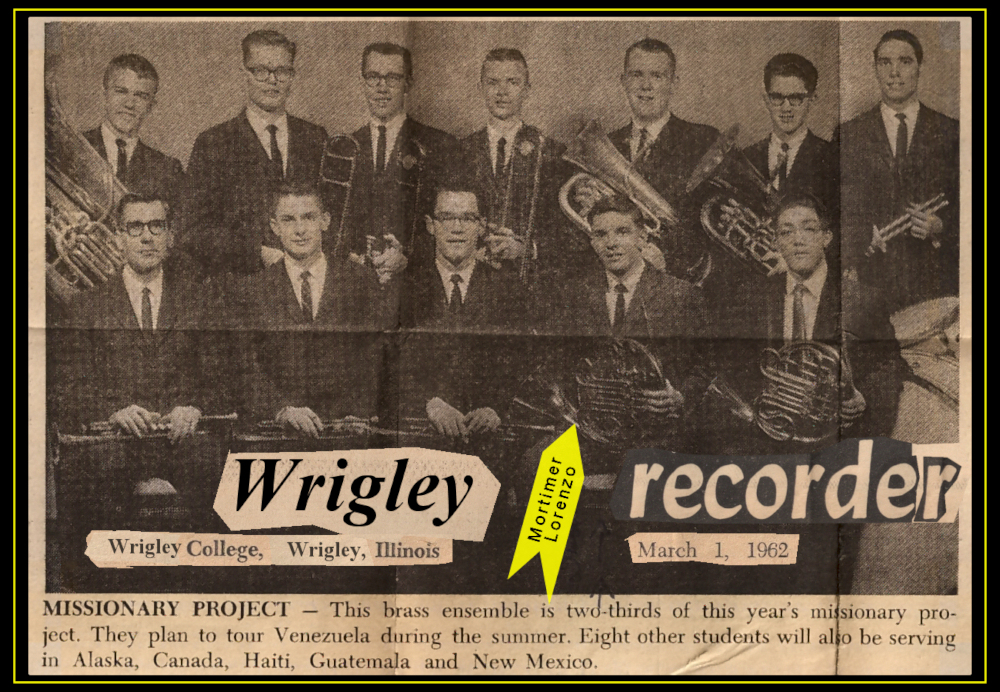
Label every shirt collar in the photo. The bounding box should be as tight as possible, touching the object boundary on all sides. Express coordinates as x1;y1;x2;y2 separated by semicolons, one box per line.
246;104;287;137
101;122;138;157
770;126;809;154
284;252;326;282
632;112;671;142
122;264;163;295
881;100;920;130
786;258;828;297
370;112;407;137
606;260;646;294
487;119;523;145
436;254;477;287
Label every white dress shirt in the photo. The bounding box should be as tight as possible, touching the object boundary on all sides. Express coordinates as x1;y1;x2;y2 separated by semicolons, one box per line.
369;112;407;170
122;265;163;330
881;100;920;156
284;252;327;319
436;256;477;304
784;259;828;342
768;126;809;179
100;122;138;176
604;261;646;326
487;119;523;173
246;104;289;177
630;113;671;161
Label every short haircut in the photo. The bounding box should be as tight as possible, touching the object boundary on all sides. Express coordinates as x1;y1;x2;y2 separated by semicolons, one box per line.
587;194;644;228
874;29;924;65
269;181;328;218
242;29;297;65
481;48;530;84
103;54;159;92
624;38;676;75
764;53;819;94
432;182;481;213
116;192;172;227
774;192;830;230
362;42;413;80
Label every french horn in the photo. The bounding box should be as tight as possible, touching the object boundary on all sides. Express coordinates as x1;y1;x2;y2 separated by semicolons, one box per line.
45;83;127;305
687;124;787;277
706;340;866;443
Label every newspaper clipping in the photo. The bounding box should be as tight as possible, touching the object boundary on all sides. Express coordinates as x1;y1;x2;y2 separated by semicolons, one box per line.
26;14;977;678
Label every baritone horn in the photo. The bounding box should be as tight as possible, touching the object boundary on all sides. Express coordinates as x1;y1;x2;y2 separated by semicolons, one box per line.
45;82;127;305
319;134;361;257
558;119;678;240
687;124;788;277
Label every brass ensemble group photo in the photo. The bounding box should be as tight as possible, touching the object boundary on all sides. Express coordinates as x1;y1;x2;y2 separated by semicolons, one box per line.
42;19;964;597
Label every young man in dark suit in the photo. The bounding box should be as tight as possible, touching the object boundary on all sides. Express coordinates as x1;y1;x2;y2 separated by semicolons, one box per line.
605;38;720;283
182;30;328;278
743;53;839;225
338;42;460;284
459;48;585;279
838;29;960;313
398;185;526;439
83;54;184;203
239;182;390;440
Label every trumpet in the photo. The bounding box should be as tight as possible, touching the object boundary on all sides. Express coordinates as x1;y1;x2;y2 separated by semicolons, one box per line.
866;194;948;256
319;134;361;257
704;341;866;443
83;413;238;437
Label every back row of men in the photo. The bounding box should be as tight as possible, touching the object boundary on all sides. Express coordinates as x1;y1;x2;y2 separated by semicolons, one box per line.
91;29;959;320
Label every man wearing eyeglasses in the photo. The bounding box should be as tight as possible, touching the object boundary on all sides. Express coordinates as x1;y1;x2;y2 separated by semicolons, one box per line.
743;54;839;227
838;29;959;313
398;185;527;441
602;38;720;284
63;193;214;441
339;42;459;284
83;54;184;203
182;29;328;277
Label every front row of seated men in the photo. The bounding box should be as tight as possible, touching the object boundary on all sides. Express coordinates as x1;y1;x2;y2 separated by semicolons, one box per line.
59;179;902;458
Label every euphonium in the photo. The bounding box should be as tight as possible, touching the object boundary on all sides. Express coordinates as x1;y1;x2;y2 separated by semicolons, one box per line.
45;83;127;305
319;134;361;257
558;119;678;240
687;124;787;277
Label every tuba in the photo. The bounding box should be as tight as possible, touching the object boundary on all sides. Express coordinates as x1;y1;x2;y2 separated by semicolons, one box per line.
705;341;866;443
687;124;787;277
319;134;361;257
45;83;127;305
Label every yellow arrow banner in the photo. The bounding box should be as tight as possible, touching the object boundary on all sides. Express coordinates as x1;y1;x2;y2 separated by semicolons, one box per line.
507;425;584;600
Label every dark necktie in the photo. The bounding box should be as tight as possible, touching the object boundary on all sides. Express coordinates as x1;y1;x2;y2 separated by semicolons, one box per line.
791;283;807;341
300;270;314;323
895;113;908;161
495;137;507;178
449;274;463;314
267;124;283;179
115;138;128;180
612;283;627;336
774;142;789;191
141;287;153;331
634;128;649;162
376;125;387;174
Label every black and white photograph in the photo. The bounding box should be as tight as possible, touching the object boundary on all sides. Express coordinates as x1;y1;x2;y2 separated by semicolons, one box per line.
29;14;976;678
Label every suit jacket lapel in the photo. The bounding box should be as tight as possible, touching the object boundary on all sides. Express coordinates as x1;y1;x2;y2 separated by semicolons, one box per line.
84;128;109;163
275;264;308;327
746;139;769;179
787;131;815;180
154;270;179;342
239;110;272;165
608;125;630;160
109;274;140;331
866;107;895;172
